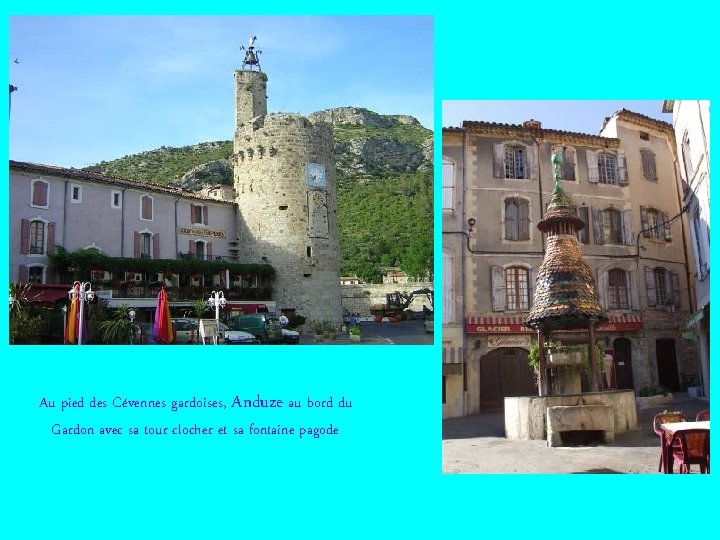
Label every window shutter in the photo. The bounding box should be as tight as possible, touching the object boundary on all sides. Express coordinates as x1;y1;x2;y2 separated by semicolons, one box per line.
188;240;195;256
671;271;681;308
33;181;48;206
529;267;538;307
20;219;30;254
142;196;152;220
134;231;141;258
492;144;505;178
203;205;209;225
190;204;196;223
622;210;634;245
689;220;702;278
617;151;628;186
491;265;505;311
586;150;599;183
519;200;529;240
592;207;604;244
47;222;56;254
504;200;516;240
644;267;656;307
627;270;639;310
577;206;589;243
153;233;160;259
597;269;608;309
527;145;538;180
662;212;672;241
207;242;213;260
19;265;29;283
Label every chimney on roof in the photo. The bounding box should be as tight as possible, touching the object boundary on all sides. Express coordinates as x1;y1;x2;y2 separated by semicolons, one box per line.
523;119;542;129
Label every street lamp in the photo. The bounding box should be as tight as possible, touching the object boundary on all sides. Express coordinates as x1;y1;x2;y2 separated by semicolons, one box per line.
68;281;94;345
128;308;136;345
207;290;226;345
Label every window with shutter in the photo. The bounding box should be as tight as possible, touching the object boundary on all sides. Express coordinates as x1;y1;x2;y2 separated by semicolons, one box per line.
504;146;526;179
141;195;153;220
622;210;633;245
140;233;152;259
504;198;530;240
31;180;49;207
608;269;629;309
640;149;657;180
598;153;618;185
505;266;529;310
442;160;454;210
603;208;623;244
654;268;668;307
682;133;693;181
29;220;46;255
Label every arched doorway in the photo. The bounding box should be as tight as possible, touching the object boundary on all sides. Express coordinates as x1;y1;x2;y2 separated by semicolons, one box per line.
613;337;634;390
656;338;680;392
480;347;536;411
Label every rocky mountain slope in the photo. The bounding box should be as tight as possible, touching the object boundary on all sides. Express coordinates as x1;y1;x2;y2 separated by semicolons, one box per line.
86;107;433;282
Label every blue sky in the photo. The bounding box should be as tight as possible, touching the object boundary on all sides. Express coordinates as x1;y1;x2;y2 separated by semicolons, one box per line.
442;100;671;136
8;15;433;169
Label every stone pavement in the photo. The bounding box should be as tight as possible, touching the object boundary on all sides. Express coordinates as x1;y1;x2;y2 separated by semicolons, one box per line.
442;393;709;474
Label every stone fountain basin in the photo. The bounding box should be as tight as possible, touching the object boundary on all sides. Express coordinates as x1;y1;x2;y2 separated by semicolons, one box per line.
504;390;638;442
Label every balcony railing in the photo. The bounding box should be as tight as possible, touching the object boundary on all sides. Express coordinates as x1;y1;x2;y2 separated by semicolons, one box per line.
94;283;271;301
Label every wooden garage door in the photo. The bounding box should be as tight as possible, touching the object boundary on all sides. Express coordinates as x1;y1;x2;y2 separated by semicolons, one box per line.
480;347;536;411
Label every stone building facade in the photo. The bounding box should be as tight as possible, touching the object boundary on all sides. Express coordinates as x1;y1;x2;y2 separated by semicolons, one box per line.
9;66;343;326
232;70;342;324
442;109;699;419
662;100;710;399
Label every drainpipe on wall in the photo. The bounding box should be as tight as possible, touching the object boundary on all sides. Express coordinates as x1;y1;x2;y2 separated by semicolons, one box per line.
535;138;545;254
461;130;468;417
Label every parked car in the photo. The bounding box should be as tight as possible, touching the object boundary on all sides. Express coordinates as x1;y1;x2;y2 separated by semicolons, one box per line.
282;328;300;344
171;318;199;344
219;322;259;345
226;313;283;344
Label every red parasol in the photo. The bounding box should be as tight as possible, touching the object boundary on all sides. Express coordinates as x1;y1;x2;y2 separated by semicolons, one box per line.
154;288;175;344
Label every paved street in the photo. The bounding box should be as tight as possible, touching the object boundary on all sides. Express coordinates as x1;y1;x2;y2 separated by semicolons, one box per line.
442;393;709;474
298;320;433;345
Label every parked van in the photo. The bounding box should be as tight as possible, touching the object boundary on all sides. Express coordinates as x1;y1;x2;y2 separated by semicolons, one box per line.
226;314;283;344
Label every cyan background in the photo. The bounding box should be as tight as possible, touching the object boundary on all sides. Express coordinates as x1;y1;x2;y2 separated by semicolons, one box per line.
2;1;717;538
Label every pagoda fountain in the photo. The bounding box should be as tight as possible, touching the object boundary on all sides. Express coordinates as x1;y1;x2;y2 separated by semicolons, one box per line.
504;151;638;446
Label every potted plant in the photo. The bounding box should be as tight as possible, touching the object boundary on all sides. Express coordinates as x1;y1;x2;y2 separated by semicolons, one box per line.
348;324;362;342
312;320;326;342
323;320;337;340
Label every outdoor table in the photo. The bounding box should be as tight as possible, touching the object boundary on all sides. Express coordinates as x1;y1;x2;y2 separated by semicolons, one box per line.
660;420;710;474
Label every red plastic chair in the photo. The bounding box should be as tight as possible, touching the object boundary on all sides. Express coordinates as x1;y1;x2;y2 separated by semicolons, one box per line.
696;409;710;421
670;429;710;474
653;412;685;472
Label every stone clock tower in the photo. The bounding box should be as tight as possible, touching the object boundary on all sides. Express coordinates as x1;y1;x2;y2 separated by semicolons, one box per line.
232;59;342;324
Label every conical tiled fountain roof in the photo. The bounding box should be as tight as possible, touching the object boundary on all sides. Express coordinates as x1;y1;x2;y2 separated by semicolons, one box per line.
524;153;606;330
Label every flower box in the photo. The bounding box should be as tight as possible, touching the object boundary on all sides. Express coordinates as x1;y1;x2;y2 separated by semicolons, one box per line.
548;351;583;366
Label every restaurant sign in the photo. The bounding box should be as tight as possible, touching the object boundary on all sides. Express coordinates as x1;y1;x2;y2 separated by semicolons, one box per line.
177;227;226;239
487;334;532;348
466;315;643;334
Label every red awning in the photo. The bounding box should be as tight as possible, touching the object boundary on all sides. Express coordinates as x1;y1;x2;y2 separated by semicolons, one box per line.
465;314;643;334
24;284;72;306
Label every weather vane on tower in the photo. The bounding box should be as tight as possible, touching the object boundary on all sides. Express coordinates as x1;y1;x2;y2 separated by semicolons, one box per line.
240;36;262;71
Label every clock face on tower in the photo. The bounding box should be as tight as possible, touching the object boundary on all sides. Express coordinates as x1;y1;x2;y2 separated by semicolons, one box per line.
307;162;326;189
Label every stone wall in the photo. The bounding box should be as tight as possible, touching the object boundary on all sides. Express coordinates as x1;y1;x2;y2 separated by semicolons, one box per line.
341;281;434;316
